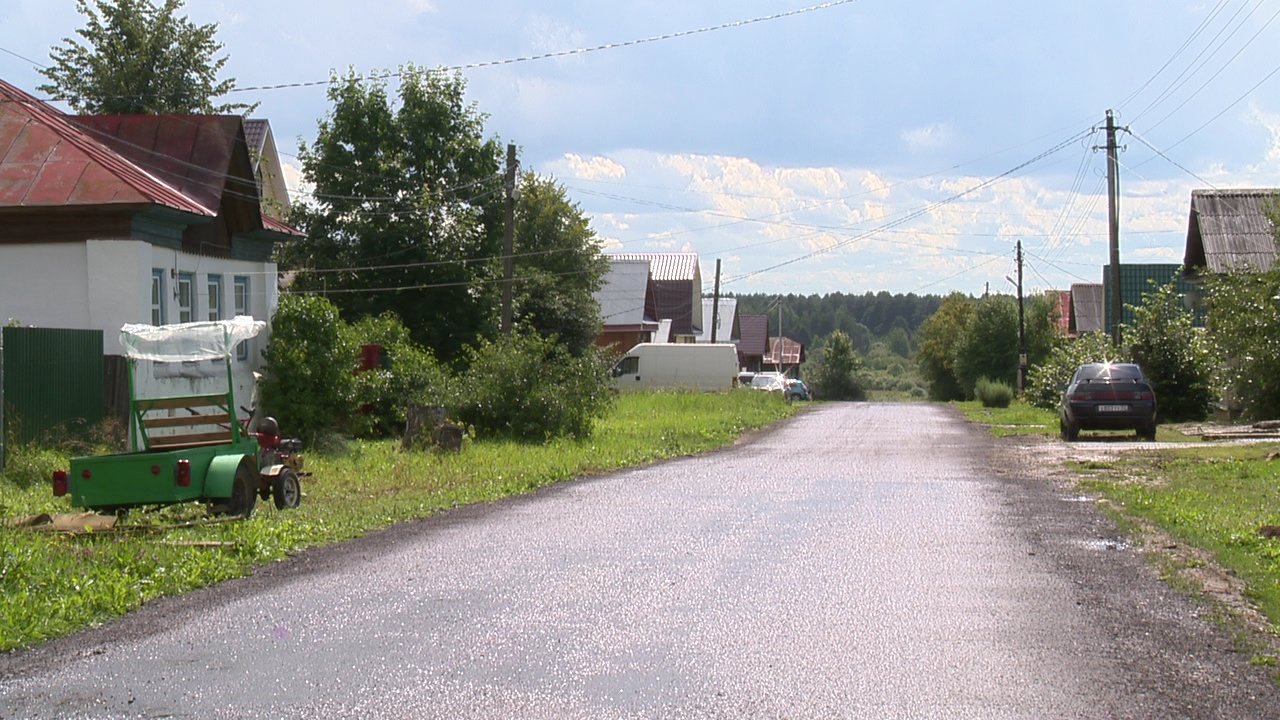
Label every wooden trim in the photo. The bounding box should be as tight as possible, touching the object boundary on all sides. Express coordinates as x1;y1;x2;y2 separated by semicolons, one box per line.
147;431;235;449
142;413;232;429
135;394;229;412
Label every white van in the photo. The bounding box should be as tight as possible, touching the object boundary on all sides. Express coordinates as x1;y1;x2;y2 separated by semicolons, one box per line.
611;343;740;391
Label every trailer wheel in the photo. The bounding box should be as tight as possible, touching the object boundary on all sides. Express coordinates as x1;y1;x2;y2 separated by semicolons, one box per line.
228;458;258;519
273;467;302;510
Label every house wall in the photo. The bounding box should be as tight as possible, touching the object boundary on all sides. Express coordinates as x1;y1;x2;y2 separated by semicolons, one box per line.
0;239;278;428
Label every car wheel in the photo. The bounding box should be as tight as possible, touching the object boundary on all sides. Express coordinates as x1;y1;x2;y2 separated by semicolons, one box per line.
1060;417;1079;442
1138;423;1157;442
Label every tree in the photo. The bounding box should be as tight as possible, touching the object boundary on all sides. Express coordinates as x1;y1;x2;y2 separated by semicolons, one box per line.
805;330;865;401
259;294;357;445
952;295;1019;398
512;172;610;356
283;68;505;364
1205;263;1280;421
916;292;974;401
1128;281;1214;422
38;0;251;115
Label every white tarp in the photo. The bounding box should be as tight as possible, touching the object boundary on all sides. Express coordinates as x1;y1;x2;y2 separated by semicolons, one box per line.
119;317;265;362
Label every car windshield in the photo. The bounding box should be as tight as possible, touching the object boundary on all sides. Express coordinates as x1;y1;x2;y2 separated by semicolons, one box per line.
1076;363;1143;381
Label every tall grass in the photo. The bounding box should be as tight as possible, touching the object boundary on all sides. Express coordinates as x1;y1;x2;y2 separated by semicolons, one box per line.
0;390;793;651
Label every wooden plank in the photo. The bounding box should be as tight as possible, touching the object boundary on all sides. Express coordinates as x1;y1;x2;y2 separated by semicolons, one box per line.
143;413;232;429
136;394;229;412
147;431;234;449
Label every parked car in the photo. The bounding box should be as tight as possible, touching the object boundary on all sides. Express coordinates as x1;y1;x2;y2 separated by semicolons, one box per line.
1059;362;1157;441
737;371;756;387
784;378;810;401
750;372;785;392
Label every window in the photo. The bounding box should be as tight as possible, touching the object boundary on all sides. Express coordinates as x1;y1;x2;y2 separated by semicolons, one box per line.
207;274;223;321
150;269;166;325
233;276;250;360
177;272;193;323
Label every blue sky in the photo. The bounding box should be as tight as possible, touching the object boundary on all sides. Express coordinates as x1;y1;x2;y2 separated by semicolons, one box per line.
4;0;1280;297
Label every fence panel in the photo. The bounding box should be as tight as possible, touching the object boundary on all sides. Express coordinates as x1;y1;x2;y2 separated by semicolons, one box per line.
1;326;104;450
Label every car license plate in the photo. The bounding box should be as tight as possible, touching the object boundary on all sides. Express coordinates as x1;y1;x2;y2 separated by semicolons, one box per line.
1098;404;1129;412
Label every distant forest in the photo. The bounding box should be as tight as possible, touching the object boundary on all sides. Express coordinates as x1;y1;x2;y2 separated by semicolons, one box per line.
725;292;945;350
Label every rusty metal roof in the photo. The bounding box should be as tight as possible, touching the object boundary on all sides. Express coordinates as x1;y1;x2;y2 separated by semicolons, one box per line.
610;252;699;281
0;78;211;217
1184;189;1279;274
763;336;805;366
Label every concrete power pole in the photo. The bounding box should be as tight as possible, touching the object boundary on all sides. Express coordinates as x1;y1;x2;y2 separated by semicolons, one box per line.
1016;240;1027;392
501;143;517;335
1105;110;1123;345
710;258;722;343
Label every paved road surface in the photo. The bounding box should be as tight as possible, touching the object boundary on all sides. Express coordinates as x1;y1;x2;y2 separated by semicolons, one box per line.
3;403;1278;718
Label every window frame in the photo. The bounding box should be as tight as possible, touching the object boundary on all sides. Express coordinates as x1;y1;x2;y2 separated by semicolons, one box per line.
177;272;193;323
150;269;166;326
207;274;223;322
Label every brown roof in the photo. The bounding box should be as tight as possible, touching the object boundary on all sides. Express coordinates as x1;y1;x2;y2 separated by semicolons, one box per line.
737;314;770;356
764;337;805;366
0;78;211;216
1184;189;1279;275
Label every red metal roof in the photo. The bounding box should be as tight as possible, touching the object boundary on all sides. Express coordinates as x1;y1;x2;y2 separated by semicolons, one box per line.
0;78;211;217
764;337;805;366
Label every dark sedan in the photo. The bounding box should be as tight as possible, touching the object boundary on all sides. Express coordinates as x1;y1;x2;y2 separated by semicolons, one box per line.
1059;362;1157;441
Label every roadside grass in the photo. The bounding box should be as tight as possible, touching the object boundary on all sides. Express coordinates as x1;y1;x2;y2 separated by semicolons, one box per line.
952;400;1058;437
1075;442;1280;657
0;390;795;652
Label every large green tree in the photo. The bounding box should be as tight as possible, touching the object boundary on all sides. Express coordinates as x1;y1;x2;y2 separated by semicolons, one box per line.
1128;281;1214;422
512;172;609;356
916;292;974;401
952;295;1019;397
39;0;250;114
283;67;505;363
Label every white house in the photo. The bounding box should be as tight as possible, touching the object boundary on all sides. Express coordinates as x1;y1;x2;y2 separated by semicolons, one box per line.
0;78;301;413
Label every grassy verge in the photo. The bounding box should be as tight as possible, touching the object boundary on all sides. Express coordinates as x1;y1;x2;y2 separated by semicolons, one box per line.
0;390;795;652
1074;443;1280;641
952;400;1059;437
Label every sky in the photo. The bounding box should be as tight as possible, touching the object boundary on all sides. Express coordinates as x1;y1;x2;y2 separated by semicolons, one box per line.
3;0;1280;298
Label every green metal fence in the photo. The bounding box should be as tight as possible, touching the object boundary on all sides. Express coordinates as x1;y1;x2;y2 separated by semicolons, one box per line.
1102;264;1204;330
1;327;104;462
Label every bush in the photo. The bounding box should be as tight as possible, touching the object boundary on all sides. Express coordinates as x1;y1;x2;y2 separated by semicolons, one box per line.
975;377;1014;408
1128;281;1214;422
450;331;613;441
259;294;357;444
1205;264;1280;421
1025;332;1121;410
349;313;451;437
1;444;66;490
806;330;866;401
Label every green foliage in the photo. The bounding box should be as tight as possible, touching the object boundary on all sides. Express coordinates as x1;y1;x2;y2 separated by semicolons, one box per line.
0;444;66;490
1128;281;1215;422
886;326;912;357
974;377;1014;409
952;295;1019;399
284;67;504;363
512;172;610;356
733;291;942;348
1205;265;1280;421
259;294;357;443
1024;332;1122;410
916;292;974;401
451;331;614;441
38;0;251;114
348;313;450;437
805;330;866;401
1025;292;1066;368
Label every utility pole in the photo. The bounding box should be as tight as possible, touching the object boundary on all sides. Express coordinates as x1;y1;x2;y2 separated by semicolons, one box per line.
1105;110;1123;345
710;258;722;343
1016;240;1027;393
501;143;517;335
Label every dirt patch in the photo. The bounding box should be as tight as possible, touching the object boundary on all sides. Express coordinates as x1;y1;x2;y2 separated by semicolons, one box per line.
995;433;1280;661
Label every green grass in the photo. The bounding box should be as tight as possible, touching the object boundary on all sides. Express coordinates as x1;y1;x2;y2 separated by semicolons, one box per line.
0;391;795;651
952;400;1059;437
1078;442;1280;639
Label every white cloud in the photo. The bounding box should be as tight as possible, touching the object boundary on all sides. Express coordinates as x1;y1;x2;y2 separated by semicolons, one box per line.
526;15;586;61
563;153;626;180
902;123;954;153
401;0;436;14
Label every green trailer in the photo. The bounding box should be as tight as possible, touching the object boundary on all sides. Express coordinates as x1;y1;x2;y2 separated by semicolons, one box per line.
52;318;299;518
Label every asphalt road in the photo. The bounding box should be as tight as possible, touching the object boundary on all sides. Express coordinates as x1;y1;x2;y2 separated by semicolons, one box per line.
3;403;1278;719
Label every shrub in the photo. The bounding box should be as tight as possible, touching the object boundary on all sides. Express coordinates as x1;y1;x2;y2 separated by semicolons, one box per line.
975;377;1014;408
1205;264;1280;421
1128;281;1214;422
450;331;614;441
806;330;866;401
349;313;451;437
259;294;357;444
1025;332;1122;410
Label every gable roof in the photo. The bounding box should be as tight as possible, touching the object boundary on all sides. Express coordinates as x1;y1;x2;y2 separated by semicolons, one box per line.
1184;188;1278;275
0;78;211;217
764;336;805;366
1070;283;1104;334
610;252;699;281
698;297;737;342
737;313;770;356
595;259;657;329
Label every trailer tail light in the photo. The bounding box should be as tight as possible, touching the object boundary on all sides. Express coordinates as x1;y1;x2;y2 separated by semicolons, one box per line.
52;470;68;496
81;469;91;479
175;459;191;487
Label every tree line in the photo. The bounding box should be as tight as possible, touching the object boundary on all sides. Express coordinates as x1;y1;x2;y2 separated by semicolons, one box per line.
730;291;943;350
